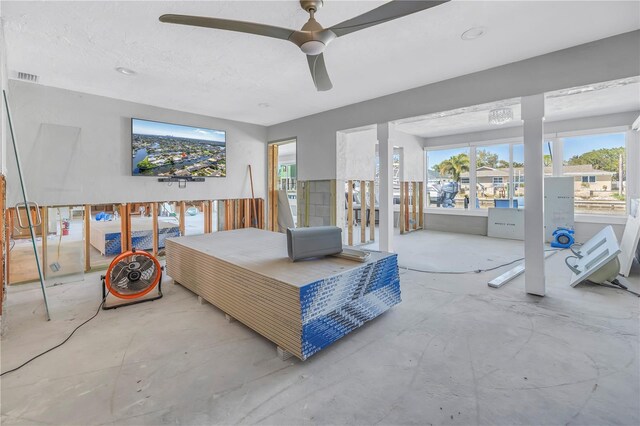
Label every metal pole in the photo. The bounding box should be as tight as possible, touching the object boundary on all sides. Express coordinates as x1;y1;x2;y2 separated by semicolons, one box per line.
3;90;51;320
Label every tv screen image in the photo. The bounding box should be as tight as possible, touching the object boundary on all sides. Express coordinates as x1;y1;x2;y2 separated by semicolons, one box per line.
132;118;226;177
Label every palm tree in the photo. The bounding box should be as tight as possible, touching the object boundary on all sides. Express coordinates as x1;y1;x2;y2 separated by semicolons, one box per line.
438;153;470;182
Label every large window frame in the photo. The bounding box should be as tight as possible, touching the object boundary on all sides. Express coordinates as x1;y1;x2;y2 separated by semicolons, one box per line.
424;125;634;219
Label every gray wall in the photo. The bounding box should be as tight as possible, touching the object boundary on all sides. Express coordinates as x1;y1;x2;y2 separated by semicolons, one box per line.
267;31;640;181
6;81;267;206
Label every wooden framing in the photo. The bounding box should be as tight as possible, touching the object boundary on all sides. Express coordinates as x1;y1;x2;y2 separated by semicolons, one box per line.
84;204;91;272
369;181;375;242
399;181;425;235
203;201;211;234
151;202;159;257
347;180;353;246
360;180;366;244
1;176;5;309
178;201;186;235
41;207;48;278
419;182;424;229
119;204;132;253
4;210;11;286
267;144;279;231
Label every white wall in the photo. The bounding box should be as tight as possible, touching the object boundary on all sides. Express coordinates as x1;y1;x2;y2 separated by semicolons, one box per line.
267;31;640;181
336;128;377;181
1;16;8;174
5;81;267;206
391;127;424;181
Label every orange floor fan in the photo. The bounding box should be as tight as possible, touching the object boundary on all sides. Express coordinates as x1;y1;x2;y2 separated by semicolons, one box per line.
101;249;163;309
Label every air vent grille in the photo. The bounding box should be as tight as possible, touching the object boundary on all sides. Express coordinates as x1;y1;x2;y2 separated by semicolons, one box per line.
17;72;39;83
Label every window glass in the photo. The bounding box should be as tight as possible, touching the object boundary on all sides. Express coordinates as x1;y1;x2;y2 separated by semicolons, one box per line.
475;144;510;208
562;133;626;215
426;147;469;209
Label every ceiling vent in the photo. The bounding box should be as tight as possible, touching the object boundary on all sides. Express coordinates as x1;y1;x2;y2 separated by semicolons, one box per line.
16;72;39;83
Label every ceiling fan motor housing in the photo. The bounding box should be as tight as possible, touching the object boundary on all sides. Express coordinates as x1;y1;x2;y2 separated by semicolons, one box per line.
300;0;323;13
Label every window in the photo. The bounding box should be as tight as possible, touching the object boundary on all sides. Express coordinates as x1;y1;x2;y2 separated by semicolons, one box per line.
426;147;470;209
562;132;626;215
475;144;510;208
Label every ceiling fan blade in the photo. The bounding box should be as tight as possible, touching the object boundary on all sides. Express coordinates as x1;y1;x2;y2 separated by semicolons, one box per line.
329;0;450;37
307;54;333;91
159;14;297;41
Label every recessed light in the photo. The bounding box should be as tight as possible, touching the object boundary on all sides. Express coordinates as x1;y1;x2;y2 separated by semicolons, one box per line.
461;27;486;41
115;67;136;76
258;103;270;108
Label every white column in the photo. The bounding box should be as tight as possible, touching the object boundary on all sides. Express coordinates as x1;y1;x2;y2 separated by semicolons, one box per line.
551;137;563;177
469;146;477;209
378;122;393;252
625;129;639;213
522;94;545;296
508;145;514;206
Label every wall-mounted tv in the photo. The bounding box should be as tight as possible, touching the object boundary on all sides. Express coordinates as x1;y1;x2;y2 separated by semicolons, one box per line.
131;118;226;177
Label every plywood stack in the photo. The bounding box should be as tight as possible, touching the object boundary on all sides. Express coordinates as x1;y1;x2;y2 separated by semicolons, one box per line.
166;228;400;360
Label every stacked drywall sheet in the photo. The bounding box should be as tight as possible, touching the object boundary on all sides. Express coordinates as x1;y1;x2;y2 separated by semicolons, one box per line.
165;228;400;360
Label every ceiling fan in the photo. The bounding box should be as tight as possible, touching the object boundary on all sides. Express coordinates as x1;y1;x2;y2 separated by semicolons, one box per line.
159;0;449;92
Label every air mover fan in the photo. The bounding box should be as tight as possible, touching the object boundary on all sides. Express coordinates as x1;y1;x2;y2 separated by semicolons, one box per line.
551;228;575;249
101;249;163;309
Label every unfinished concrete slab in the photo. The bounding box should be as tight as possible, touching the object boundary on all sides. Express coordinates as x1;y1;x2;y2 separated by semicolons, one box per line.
1;230;638;425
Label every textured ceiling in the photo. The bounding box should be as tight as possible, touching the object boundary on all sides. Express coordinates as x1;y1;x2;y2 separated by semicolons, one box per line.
3;1;639;126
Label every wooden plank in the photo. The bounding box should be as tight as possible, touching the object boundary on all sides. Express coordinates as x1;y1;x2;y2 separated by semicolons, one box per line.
41;207;48;278
179;201;186;235
419;182;424;229
369;181;375;241
120;204;128;253
360;180;366;244
267;144;279;231
412;182;418;231
0;176;4;313
5;209;11;285
151;202;159;256
203;201;210;234
126;204;132;251
399;182;405;234
347;180;353;246
404;182;410;233
84;205;91;271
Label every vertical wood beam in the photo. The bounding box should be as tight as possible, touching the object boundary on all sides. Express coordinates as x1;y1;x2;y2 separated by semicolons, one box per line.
267;144;279;231
179;201;186;235
347;180;353;246
120;204;128;253
84;205;91;272
412;182;418;230
418;182;424;229
360;180;366;244
5;210;11;285
523;93;546;297
126;204;132;251
40;207;47;279
369;180;375;241
404;182;410;233
151;202;158;257
399;182;404;234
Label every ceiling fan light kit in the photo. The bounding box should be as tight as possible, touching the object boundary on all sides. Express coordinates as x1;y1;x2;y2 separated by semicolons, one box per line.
159;0;450;91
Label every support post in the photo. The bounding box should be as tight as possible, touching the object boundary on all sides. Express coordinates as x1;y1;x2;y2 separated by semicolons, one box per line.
84;204;91;272
41;207;47;278
378;123;393;252
151;202;158;257
179;201;186;235
120;204;128;254
522;94;546;296
347;180;353;246
360;180;366;244
551;137;563;177
418;181;424;229
412;182;417;230
626;129;639;213
369;180;375;241
399;182;405;234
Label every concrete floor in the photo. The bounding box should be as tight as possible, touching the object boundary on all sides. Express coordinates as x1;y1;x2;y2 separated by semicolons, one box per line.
1;230;639;425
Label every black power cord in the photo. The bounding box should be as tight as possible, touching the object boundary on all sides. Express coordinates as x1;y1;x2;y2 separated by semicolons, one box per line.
0;298;106;377
400;249;563;275
599;279;640;298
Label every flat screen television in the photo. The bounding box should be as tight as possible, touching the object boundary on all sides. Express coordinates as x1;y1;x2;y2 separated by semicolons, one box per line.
131;118;226;177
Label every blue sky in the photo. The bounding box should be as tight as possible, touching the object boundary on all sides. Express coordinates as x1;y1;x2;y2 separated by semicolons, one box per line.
427;133;625;167
132;119;226;143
